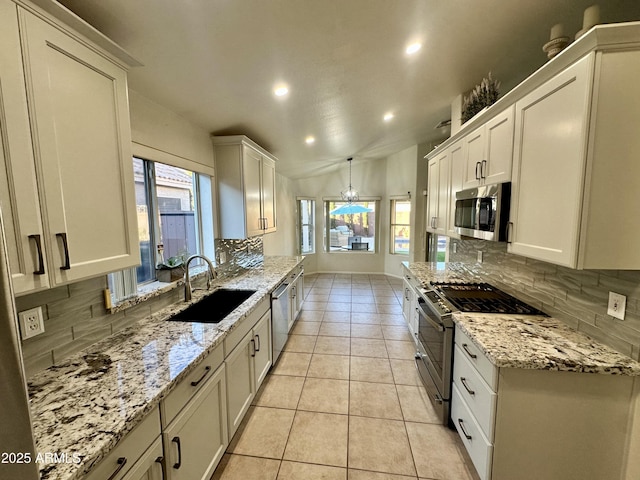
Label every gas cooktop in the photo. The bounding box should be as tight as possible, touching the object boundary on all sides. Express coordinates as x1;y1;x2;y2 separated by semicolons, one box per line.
429;281;548;316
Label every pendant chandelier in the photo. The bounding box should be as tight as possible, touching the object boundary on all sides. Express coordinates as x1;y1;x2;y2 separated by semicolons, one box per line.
341;157;359;203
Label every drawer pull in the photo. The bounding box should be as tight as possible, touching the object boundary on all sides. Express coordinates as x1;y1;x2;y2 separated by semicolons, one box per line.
28;234;46;275
155;456;165;480
462;343;477;359
460;377;475;395
107;457;127;480
190;365;211;387
255;334;261;352
172;436;182;469
56;232;71;270
250;338;256;357
458;418;472;440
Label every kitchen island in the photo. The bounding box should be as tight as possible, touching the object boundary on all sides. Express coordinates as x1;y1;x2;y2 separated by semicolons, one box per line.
27;255;304;480
403;261;640;480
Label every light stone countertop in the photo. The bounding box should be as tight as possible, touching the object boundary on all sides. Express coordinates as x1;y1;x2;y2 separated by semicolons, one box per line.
402;261;640;376
28;255;304;480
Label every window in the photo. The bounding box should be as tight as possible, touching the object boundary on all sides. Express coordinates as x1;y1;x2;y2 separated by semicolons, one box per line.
298;198;315;254
324;200;377;252
109;158;214;302
390;199;411;255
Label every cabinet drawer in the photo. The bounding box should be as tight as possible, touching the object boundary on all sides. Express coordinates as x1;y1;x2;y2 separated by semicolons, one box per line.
161;344;224;427
85;406;161;480
453;344;497;440
451;384;493;480
455;327;498;389
224;296;269;356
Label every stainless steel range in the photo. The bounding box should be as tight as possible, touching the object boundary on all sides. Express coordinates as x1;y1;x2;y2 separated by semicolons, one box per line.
414;281;546;426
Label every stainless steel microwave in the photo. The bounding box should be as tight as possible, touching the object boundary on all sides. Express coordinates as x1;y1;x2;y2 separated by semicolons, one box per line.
454;182;511;241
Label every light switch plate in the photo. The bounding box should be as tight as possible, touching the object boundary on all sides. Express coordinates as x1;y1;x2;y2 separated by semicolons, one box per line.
18;306;45;339
607;292;626;320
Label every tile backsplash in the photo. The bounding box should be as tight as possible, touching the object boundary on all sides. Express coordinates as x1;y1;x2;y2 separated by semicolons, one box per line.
18;237;264;377
450;238;640;360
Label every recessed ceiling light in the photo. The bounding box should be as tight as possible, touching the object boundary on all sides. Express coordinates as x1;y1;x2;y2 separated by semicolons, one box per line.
305;136;315;145
274;85;289;97
405;42;422;55
384;112;395;122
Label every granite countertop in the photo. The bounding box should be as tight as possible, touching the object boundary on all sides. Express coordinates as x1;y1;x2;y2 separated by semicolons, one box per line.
28;255;304;480
402;261;640;376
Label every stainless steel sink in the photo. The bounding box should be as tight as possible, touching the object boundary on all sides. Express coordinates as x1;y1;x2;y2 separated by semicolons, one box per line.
168;289;257;323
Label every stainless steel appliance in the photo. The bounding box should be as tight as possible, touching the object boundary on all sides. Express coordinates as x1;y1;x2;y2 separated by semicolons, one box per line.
414;280;547;426
454;182;511;241
271;281;291;363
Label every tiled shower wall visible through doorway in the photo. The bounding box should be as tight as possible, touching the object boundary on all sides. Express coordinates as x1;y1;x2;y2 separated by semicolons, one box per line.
449;238;640;360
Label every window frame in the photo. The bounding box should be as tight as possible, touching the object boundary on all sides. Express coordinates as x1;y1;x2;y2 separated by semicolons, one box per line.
297;197;316;255
390;197;411;255
323;198;380;253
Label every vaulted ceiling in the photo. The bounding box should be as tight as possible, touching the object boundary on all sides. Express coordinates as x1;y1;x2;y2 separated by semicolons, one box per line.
58;0;640;179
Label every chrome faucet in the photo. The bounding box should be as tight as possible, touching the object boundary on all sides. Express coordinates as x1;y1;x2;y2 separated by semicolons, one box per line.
184;254;216;302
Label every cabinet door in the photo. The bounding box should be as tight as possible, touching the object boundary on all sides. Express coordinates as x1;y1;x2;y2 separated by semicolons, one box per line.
121;438;164;480
509;55;593;267
242;146;263;237
462;126;485;189
253;311;272;388
426;157;439;233
225;331;255;438
0;0;49;294
164;365;227;480
447;141;464;238
19;9;139;284
435;153;450;236
484;106;514;184
261;155;277;233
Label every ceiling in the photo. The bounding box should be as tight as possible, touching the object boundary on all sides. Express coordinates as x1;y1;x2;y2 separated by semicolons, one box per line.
58;0;640;179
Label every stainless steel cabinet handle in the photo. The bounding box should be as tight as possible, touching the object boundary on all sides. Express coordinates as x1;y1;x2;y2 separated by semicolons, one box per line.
255;334;261;352
190;365;211;387
481;159;487;179
172;437;182;469
458;418;472;440
56;232;71;270
28;234;45;275
107;457;127;480
462;343;477;359
460;377;475;395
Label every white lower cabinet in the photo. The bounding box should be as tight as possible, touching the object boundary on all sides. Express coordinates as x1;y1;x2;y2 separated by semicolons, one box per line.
162;364;227;480
401;273;418;343
453;325;637;480
84;407;162;480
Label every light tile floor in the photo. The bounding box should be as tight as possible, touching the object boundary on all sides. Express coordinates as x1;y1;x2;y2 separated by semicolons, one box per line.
212;273;479;480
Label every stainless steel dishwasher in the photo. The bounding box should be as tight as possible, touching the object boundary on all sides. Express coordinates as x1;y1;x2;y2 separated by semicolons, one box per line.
271;281;291;364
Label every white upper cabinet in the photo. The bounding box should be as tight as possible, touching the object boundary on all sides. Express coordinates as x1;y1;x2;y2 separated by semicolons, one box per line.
0;0;139;294
510;48;640;269
426;151;449;235
462;106;514;189
508;55;592;268
447;141;464;238
214;136;277;239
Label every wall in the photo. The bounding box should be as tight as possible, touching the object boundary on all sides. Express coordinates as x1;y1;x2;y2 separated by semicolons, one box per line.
450;238;640;361
263;173;297;257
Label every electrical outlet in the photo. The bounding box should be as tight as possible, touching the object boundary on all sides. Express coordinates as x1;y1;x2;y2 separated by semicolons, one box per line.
477;250;483;263
18;306;45;340
219;251;227;264
452;242;457;254
607;292;626;320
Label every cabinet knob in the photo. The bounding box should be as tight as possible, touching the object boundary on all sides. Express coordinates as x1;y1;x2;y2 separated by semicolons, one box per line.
106;457;127;480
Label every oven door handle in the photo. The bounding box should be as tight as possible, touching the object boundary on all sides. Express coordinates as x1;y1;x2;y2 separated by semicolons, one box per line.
416;305;445;332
